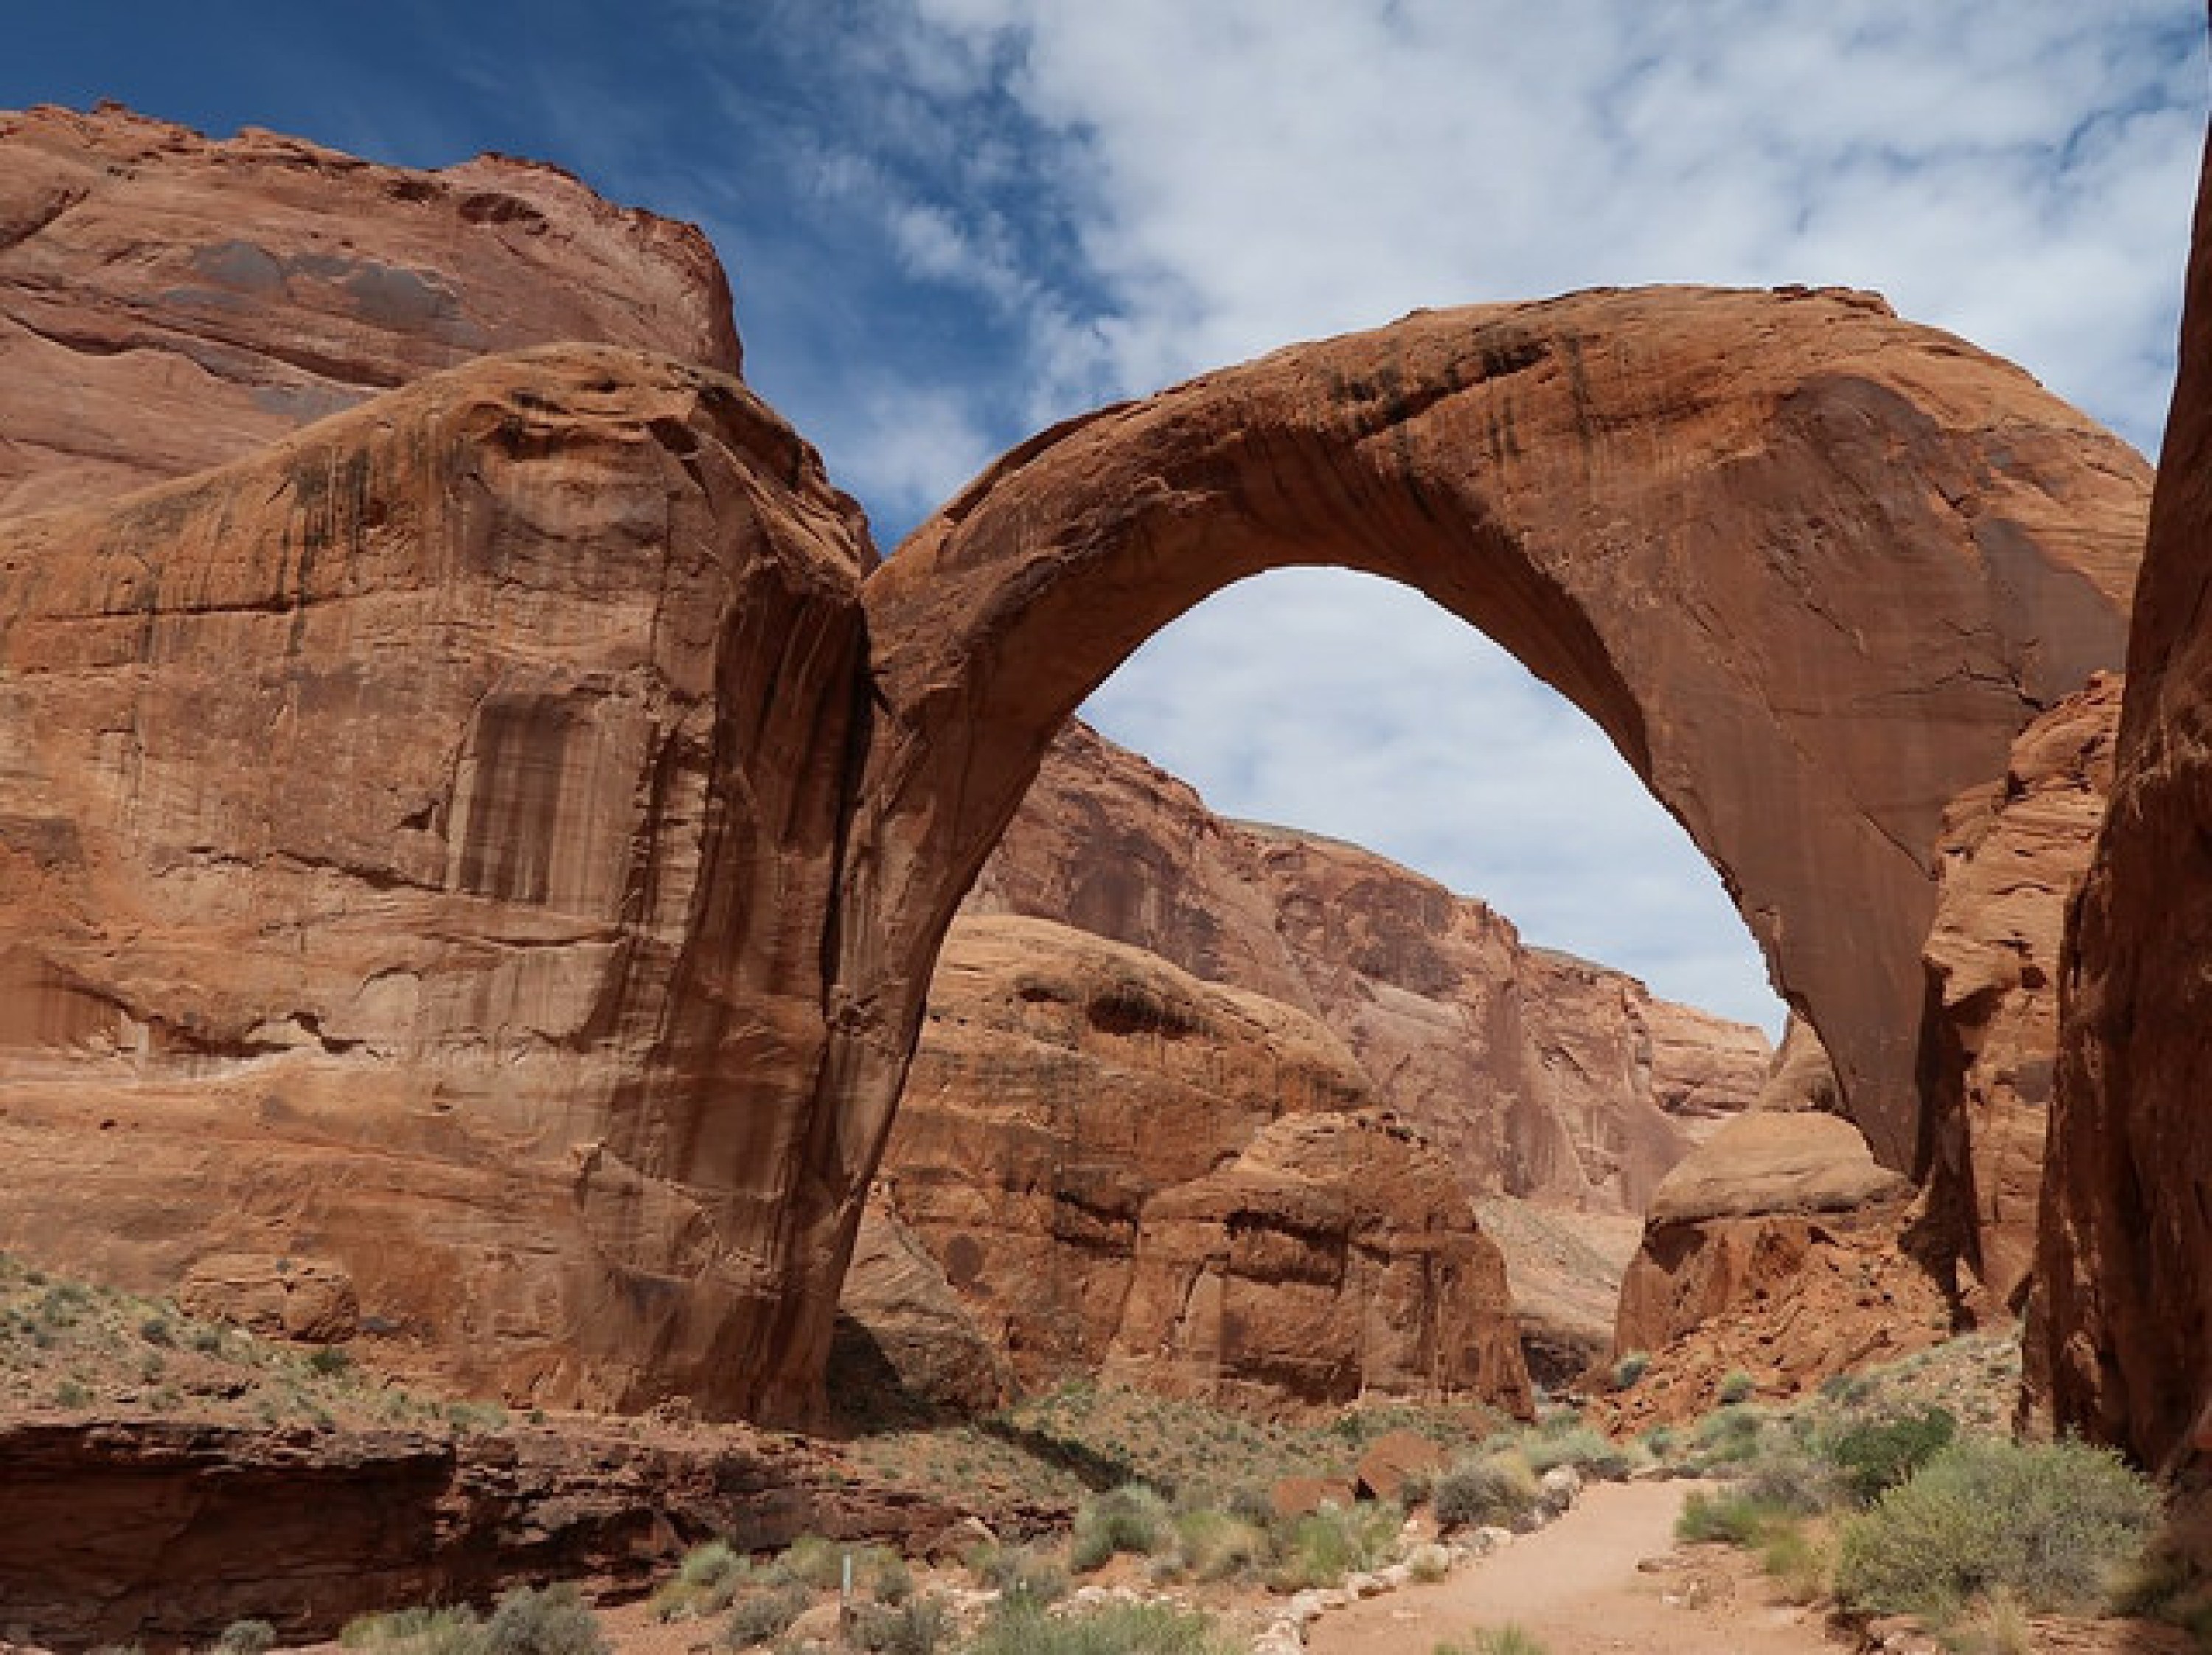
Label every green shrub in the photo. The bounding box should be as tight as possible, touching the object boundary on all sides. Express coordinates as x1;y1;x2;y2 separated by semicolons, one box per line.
653;1540;749;1620
338;1605;484;1655
1433;1454;1539;1533
1717;1370;1756;1406
1758;1523;1832;1603
1265;1499;1402;1591
771;1533;849;1592
1071;1484;1173;1572
850;1597;948;1655
1834;1437;2159;1621
1520;1427;1632;1483
215;1620;277;1655
721;1582;812;1650
1677;1489;1785;1546
870;1553;914;1606
1172;1506;1268;1581
968;1543;1070;1606
1610;1352;1651;1392
1689;1405;1762;1470
1436;1627;1550;1655
968;1600;1235;1655
481;1585;604;1655
1736;1450;1838;1516
1819;1406;1956;1505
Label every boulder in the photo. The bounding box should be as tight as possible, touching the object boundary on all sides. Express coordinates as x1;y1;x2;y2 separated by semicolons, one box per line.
177;1254;358;1343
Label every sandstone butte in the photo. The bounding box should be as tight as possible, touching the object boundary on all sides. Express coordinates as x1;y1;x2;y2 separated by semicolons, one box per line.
2036;115;2212;1480
0;104;2154;1426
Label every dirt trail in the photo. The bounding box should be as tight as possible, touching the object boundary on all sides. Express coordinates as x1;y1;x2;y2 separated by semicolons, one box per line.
1308;1480;1853;1655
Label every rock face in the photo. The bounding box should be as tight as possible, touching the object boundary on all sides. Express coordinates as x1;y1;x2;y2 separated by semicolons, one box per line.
0;103;740;517
0;343;874;1420
974;722;1768;1217
1611;1109;1945;1419
2038;122;2212;1476
1919;675;2120;1322
1106;1111;1534;1415
874;913;1532;1414
0;1418;967;1653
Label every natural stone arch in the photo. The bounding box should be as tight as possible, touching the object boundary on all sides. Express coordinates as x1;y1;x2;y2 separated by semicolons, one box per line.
760;284;2146;1417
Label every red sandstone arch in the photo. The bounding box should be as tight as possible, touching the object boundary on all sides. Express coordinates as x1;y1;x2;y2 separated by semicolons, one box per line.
758;287;2151;1416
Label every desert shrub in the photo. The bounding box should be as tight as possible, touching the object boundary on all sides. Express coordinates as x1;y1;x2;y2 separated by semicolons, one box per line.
307;1346;353;1378
1677;1488;1785;1546
338;1605;484;1655
1071;1484;1174;1572
215;1620;277;1655
1736;1449;1838;1517
481;1585;605;1655
1638;1426;1677;1463
870;1553;914;1606
771;1533;849;1592
1520;1427;1632;1483
1433;1452;1540;1533
140;1316;176;1348
969;1542;1070;1607
653;1540;750;1620
850;1596;949;1655
1818;1406;1956;1505
1759;1523;1834;1604
1689;1405;1763;1471
1172;1506;1268;1581
1610;1351;1651;1392
721;1581;813;1650
1834;1437;2159;1621
1435;1627;1550;1655
1265;1499;1402;1591
1717;1370;1756;1406
1407;1543;1452;1583
968;1600;1235;1655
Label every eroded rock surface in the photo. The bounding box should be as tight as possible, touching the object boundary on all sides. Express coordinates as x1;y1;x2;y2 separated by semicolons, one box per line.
1612;1110;1945;1419
0;344;872;1420
877;914;1534;1413
975;723;1769;1216
2039;124;2212;1475
1919;676;2119;1321
0;103;739;517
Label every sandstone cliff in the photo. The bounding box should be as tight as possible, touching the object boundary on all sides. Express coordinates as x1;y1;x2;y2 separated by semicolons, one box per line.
2037;114;2212;1476
974;722;1769;1216
1919;675;2120;1322
872;913;1534;1415
0;102;739;517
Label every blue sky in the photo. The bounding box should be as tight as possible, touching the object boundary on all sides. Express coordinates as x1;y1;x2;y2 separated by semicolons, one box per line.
7;3;2207;1032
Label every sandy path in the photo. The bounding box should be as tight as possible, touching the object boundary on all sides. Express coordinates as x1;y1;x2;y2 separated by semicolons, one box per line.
1307;1480;1851;1655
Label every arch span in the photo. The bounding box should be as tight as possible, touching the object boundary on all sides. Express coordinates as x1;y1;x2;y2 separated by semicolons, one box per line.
755;284;2145;1419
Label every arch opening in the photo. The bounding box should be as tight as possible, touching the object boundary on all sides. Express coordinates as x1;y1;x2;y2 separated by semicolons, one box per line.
752;285;2140;1421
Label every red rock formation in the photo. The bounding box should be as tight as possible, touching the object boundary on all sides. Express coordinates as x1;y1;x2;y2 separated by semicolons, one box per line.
0;1418;970;1653
1919;676;2119;1322
0;104;739;516
1106;1111;1534;1415
877;914;1540;1412
1610;1110;1947;1421
0;111;2152;1426
2038;116;2212;1474
854;289;2144;1261
978;723;1767;1217
0;344;873;1421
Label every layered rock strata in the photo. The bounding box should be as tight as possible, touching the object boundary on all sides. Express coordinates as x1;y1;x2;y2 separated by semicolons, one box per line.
874;913;1533;1413
1918;675;2120;1320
